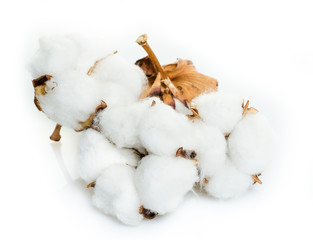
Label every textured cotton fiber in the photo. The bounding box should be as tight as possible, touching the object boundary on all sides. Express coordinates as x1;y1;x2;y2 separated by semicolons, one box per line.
205;160;254;199
138;102;196;156
92;164;143;225
36;71;102;130
228;111;275;175
135;155;199;215
95;98;160;151
194;92;244;134
77;129;139;183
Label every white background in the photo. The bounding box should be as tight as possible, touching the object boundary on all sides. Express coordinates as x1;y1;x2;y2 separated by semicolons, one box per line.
1;0;313;239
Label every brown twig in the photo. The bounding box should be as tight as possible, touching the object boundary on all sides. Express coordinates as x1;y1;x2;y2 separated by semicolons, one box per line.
139;205;158;219
50;124;62;142
136;34;167;79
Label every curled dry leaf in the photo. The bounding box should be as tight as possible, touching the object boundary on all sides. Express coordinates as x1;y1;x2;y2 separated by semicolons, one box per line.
136;34;218;109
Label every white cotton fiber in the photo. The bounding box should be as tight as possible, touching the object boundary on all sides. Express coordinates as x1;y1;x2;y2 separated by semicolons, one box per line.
95;97;161;151
193;92;244;134
228;111;275;175
205;160;254;199
29;35;79;78
193;122;227;179
92;164;143;225
91;54;147;106
36;70;102;130
77;129;139;183
135;155;198;215
138;102;196;156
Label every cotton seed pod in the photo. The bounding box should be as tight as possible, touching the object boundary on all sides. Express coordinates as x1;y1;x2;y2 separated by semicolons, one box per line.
92;164;143;226
135;155;199;215
77;129;139;183
228;110;275;175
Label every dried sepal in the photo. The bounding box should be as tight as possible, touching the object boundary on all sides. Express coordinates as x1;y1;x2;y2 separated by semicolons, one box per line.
252;174;262;184
87;181;96;188
139;205;158;220
176;147;197;162
76;100;107;132
50;124;62;142
87;51;118;75
187;103;201;120
32;74;52;97
242;100;259;116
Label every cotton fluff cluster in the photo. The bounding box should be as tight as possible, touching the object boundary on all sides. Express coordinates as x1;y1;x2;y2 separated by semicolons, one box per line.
29;35;146;130
30;36;275;225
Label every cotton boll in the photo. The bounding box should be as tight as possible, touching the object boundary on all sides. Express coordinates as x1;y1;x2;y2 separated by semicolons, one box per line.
135;155;198;215
91;54;147;102
193;122;227;179
92;164;143;225
205;160;254;199
228;111;275;175
36;70;102;130
77;129;139;183
95;97;161;151
193;92;244;135
138;102;196;156
29;35;79;78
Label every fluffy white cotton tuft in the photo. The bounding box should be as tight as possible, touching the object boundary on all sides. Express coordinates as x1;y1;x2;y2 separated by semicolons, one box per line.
135;155;198;215
92;164;143;225
36;70;102;130
95;98;161;151
29;35;80;78
228;111;275;175
204;160;254;199
91;54;147;107
77;129;139;183
138;102;196;156
193;92;244;134
193;121;227;179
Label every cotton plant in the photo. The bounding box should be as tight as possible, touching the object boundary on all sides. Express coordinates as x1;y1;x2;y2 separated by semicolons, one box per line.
30;34;275;225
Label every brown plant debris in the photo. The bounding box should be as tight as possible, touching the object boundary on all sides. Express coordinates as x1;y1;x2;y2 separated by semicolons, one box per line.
87;181;96;188
136;34;218;109
176;147;197;161
139;205;158;220
50;124;62;142
252;174;262;184
77;100;107;132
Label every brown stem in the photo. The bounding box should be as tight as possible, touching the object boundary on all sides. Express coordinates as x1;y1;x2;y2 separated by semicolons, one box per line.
50;124;62;142
136;34;167;79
